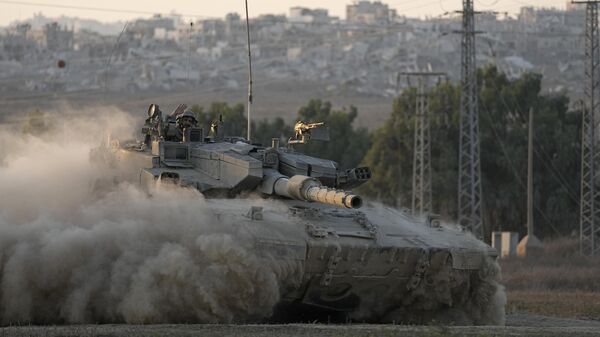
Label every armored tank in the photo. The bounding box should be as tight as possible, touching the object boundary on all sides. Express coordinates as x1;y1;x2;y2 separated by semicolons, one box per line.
93;104;505;325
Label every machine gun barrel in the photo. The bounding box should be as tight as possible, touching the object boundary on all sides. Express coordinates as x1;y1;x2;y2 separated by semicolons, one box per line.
273;175;362;209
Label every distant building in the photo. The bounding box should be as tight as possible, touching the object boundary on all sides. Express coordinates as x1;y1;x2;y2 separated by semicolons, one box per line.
518;6;583;28
1;23;38;61
43;22;73;51
566;1;585;12
224;13;245;45
128;14;175;39
346;1;396;25
289;7;331;25
196;19;225;46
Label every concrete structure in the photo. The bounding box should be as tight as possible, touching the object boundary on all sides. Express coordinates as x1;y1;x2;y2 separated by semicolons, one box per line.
346;1;396;25
492;231;519;258
43;22;74;51
289;7;331;25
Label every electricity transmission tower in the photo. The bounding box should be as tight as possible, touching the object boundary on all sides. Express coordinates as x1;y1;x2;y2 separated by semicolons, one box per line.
575;0;600;257
399;72;446;216
456;0;483;239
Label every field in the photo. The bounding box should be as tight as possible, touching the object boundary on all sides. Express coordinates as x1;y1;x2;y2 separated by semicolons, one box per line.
500;237;600;322
1;317;600;337
507;291;600;320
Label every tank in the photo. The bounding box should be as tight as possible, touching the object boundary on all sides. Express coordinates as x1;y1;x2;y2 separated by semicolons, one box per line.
91;104;505;325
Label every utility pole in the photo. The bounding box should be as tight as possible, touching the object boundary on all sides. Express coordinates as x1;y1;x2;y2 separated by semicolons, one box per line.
245;0;254;143
456;0;483;239
399;72;446;216
574;0;600;257
517;108;543;256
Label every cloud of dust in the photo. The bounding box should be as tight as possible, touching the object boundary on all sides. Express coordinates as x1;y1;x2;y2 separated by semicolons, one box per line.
0;108;300;325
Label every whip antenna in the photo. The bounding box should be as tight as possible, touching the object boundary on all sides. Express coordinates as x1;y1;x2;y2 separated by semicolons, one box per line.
245;0;253;142
103;21;128;102
187;21;193;83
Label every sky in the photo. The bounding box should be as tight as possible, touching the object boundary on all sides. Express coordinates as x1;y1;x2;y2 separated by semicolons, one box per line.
0;0;571;26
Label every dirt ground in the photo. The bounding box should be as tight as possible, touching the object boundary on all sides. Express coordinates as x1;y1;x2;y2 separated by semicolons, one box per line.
1;314;600;337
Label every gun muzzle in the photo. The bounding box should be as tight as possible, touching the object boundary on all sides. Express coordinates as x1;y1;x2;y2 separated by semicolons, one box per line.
273;175;363;209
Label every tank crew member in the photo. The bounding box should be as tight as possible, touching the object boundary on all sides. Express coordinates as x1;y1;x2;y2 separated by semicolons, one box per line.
163;104;198;142
176;110;198;131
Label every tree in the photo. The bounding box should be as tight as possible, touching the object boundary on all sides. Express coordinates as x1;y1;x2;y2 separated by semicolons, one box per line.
294;99;371;169
361;66;581;239
190;102;247;138
253;117;292;148
190;99;371;170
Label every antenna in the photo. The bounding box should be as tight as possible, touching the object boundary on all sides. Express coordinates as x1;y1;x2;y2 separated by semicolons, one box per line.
245;0;254;143
103;21;129;102
187;21;193;83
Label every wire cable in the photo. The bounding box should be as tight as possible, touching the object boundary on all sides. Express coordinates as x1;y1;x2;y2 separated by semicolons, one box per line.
478;92;564;236
0;0;215;19
485;78;581;205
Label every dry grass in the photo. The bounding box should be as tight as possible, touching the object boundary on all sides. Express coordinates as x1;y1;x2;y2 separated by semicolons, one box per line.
500;237;600;292
506;291;600;320
500;237;600;319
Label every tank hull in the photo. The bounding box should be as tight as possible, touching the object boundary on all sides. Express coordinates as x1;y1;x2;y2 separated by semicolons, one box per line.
94;145;505;325
206;199;504;325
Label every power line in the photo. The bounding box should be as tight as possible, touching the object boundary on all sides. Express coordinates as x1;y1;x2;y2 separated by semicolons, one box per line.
401;0;448;13
476;0;501;6
484;78;581;206
0;0;215;19
399;71;447;216
574;0;600;257
457;0;484;239
479;94;563;236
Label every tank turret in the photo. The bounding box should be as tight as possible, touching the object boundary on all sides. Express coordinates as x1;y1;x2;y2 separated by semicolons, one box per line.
107;105;370;209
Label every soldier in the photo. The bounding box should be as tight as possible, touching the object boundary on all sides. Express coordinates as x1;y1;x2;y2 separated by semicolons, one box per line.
162;104;198;142
176;110;198;131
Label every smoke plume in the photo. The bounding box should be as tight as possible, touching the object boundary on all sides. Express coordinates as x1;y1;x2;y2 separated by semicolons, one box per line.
0;109;300;325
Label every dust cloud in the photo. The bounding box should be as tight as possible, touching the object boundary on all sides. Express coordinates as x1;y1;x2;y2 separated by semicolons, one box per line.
0;109;300;325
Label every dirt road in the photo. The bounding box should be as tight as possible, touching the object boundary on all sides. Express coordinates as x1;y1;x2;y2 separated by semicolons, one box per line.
2;315;599;337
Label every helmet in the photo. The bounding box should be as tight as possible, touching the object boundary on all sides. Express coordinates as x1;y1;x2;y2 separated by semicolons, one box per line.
176;111;198;129
176;110;197;122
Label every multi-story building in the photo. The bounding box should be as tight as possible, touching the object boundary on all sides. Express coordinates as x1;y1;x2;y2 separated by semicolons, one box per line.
44;22;74;51
346;1;396;25
289;7;331;25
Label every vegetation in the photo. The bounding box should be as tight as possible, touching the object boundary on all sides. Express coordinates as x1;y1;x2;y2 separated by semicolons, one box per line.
506;291;600;320
501;237;600;320
190;102;247;137
292;100;371;169
361;66;581;239
158;67;583;239
501;237;600;292
190;99;370;169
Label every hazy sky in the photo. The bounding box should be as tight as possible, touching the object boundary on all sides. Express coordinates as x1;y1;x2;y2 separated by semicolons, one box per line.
0;0;570;26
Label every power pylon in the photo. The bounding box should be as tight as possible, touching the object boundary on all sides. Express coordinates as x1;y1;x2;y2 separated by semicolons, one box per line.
399;72;446;216
575;0;600;257
457;0;483;239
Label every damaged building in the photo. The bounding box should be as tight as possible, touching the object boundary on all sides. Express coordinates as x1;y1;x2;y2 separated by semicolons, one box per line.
0;1;589;98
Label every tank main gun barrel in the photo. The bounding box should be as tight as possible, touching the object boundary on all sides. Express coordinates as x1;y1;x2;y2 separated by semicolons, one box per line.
273;175;363;209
